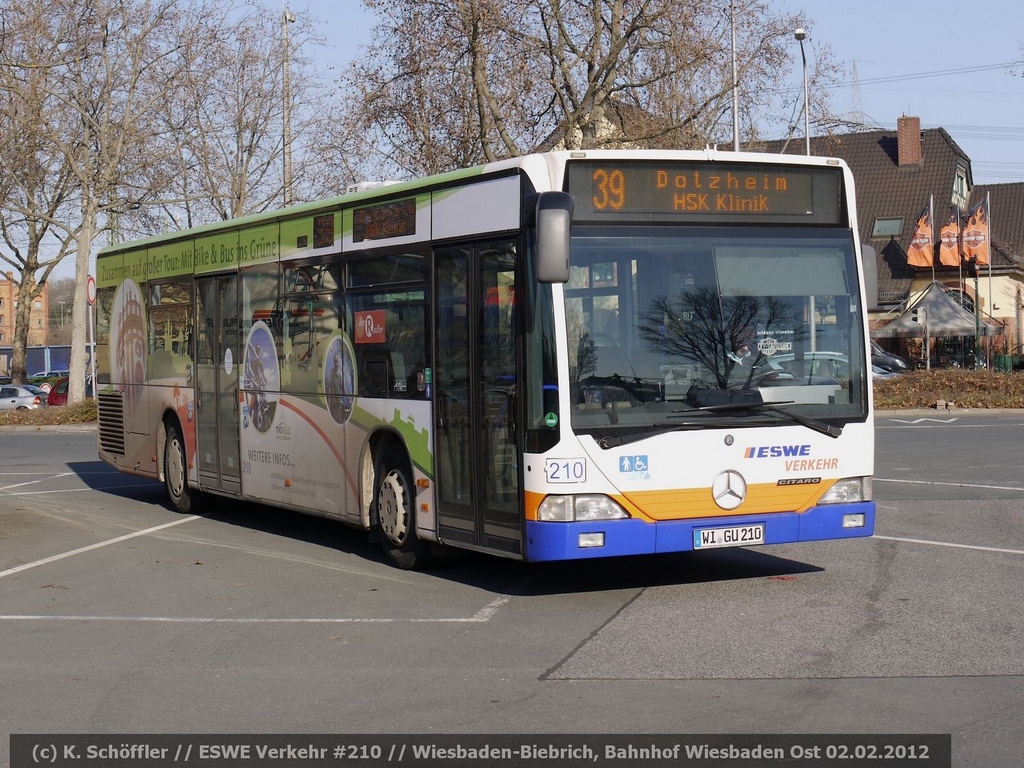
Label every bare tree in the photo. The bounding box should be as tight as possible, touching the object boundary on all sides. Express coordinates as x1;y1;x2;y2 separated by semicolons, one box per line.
0;2;84;382
0;0;251;402
334;0;844;180
637;289;798;390
37;0;207;404
142;2;329;228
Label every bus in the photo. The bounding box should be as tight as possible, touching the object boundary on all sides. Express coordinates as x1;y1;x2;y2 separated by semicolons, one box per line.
95;149;875;569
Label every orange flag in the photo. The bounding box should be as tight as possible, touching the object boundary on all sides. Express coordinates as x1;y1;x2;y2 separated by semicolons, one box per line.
906;204;933;268
938;209;961;267
962;195;990;265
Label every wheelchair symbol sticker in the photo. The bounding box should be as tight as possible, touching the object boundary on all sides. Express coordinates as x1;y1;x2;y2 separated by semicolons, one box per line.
619;455;650;479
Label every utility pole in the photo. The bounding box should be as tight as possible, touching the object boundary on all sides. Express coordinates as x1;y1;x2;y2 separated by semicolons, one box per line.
282;3;296;207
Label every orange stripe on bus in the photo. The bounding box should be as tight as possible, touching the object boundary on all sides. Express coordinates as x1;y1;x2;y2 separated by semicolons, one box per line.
525;481;836;522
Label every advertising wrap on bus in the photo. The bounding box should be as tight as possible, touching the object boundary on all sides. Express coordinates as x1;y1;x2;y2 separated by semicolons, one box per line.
95;149;874;570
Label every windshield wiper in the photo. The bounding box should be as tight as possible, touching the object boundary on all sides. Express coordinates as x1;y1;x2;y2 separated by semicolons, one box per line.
672;400;843;439
595;401;843;449
597;423;704;449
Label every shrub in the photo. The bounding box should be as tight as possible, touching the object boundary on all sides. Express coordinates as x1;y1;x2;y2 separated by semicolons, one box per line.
0;398;98;427
873;369;1024;409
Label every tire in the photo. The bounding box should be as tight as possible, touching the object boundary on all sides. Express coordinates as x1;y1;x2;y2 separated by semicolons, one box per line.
374;447;431;569
164;422;205;514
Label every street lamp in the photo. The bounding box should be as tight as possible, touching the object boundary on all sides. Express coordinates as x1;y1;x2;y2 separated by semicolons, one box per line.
794;28;810;156
282;4;296;207
731;0;739;151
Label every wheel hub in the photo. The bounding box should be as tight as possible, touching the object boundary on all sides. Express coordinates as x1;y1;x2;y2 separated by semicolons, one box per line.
167;438;185;498
378;470;410;545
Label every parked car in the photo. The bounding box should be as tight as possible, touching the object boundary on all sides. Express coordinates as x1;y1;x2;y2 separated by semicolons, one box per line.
46;377;69;406
0;384;49;410
761;351;849;381
871;364;902;379
44;377;93;406
29;369;70;380
28;370;70;392
870;340;910;373
765;351;896;383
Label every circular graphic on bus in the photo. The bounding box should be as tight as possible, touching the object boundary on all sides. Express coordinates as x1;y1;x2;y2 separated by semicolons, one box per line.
110;279;147;418
323;331;356;424
243;322;279;433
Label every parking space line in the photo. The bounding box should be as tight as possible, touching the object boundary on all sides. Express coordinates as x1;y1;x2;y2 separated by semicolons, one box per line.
0;472;75;476
1;483;158;497
0;472;72;492
0;597;510;624
0;516;199;579
875;477;1024;492
874;534;1024;556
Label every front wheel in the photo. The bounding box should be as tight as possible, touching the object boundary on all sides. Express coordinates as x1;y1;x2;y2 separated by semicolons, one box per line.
374;448;431;569
164;422;205;514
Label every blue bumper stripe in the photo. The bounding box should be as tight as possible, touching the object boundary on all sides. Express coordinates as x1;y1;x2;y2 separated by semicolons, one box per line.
524;502;875;562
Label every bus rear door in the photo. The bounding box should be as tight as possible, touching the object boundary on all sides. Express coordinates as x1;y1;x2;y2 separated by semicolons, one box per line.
195;275;242;496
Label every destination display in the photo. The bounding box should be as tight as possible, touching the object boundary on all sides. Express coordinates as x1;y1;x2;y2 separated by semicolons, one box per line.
352;197;417;242
565;160;844;225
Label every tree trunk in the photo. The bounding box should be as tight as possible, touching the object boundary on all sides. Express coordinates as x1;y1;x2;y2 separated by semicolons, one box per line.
69;212;96;404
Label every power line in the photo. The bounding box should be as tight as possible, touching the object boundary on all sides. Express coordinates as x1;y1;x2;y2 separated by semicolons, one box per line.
833;60;1024;88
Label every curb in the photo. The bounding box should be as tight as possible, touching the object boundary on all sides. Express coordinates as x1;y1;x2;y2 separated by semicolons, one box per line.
878;408;1024;416
0;423;97;433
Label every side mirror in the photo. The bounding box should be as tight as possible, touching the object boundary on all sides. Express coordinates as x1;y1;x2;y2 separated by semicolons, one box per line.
535;192;573;283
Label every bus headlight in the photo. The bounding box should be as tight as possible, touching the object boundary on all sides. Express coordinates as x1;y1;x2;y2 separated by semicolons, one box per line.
818;477;872;504
537;494;629;522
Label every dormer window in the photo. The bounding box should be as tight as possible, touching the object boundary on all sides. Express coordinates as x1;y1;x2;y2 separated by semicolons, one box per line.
872;218;904;238
952;168;968;210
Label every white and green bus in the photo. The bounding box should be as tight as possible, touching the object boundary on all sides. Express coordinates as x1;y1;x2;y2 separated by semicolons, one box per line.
96;149;875;569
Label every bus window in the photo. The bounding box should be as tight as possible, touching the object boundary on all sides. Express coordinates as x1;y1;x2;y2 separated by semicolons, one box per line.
348;291;427;399
346;248;428;400
276;262;341;395
147;280;193;380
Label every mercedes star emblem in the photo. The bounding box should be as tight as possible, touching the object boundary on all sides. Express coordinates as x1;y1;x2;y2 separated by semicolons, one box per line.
712;470;747;510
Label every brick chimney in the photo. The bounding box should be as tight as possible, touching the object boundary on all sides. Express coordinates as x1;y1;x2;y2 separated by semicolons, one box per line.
897;115;922;166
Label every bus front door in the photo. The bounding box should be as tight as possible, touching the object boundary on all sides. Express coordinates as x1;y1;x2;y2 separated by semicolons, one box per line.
195;275;242;496
434;240;522;557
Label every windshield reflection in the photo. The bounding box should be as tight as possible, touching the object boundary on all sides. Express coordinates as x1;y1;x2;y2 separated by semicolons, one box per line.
565;226;866;434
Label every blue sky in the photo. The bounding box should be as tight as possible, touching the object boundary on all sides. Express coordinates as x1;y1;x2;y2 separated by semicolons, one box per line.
297;0;1024;185
66;0;1024;281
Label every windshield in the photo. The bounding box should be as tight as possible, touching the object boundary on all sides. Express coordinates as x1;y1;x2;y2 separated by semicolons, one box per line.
565;226;867;437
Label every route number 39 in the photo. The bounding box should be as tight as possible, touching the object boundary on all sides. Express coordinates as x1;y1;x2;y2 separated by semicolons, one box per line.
592;169;625;210
545;458;587;483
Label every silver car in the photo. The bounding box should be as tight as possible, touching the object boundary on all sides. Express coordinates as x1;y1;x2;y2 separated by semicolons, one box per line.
0;384;49;410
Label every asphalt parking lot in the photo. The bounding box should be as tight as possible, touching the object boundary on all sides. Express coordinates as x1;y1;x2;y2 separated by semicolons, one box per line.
3;417;1024;767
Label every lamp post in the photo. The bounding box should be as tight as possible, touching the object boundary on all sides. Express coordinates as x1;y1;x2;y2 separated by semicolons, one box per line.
968;257;981;364
731;0;739;151
282;4;296;207
794;28;810;156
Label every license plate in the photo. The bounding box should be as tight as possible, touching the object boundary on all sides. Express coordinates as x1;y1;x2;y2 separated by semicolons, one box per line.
693;523;765;549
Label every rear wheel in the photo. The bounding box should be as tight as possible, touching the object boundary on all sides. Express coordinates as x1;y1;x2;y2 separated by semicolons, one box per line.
374;447;431;569
164;422;205;514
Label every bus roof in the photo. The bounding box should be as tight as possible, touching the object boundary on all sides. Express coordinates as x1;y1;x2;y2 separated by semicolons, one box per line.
98;149;850;257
